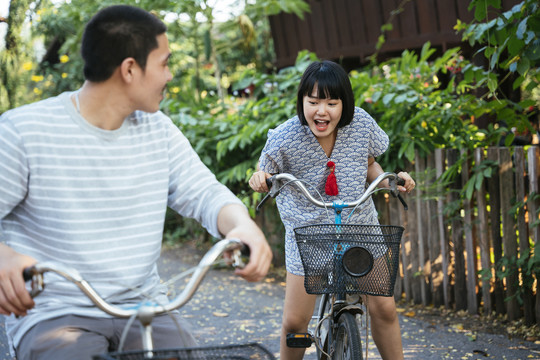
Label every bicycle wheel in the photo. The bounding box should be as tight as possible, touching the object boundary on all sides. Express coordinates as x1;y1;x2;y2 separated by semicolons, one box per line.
333;312;363;360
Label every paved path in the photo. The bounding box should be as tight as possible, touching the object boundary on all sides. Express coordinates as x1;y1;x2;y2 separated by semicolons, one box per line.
1;245;539;359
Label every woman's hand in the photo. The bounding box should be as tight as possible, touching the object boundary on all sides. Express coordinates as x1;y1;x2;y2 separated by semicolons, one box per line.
397;171;415;193
248;170;272;193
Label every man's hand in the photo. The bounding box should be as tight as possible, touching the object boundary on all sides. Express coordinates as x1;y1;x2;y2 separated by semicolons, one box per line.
0;244;37;316
217;204;272;282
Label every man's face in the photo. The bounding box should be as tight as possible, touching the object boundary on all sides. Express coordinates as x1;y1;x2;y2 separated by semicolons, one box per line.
133;33;173;113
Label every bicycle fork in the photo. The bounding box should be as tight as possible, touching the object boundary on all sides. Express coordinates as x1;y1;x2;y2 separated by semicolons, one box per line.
286;293;364;358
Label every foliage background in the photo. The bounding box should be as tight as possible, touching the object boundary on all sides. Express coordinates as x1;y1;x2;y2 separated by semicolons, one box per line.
1;0;539;251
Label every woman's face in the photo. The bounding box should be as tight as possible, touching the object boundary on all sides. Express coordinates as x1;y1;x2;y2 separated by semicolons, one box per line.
302;84;343;141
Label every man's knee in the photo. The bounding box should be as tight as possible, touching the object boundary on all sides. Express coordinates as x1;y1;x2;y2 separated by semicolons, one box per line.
16;316;111;360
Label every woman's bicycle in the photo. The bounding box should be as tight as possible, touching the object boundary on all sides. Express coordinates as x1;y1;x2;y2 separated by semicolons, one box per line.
257;172;407;360
23;238;275;360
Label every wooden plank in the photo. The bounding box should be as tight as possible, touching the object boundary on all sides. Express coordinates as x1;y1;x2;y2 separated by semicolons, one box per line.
388;193;404;301
514;147;534;325
448;149;467;310
455;0;474;23
400;200;412;302
436;149;451;308
427;153;443;307
319;0;340;57
474;148;492;316
399;0;419;38
361;0;384;45
333;0;352;48
499;147;520;321
527;146;540;325
461;149;478;314
349;0;368;48
487;147;505;314
406;157;421;303
415;0;439;34
268;16;289;67
435;0;459;32
415;152;431;305
381;0;402;40
308;0;328;56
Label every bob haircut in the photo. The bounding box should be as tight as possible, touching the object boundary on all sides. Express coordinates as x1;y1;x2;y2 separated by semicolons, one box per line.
81;5;167;82
296;60;355;128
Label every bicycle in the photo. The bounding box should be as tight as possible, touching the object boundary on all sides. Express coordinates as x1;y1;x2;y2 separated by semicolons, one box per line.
23;238;276;360
257;172;407;360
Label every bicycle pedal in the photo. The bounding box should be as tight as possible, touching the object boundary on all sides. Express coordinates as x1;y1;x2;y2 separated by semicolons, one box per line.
286;333;314;348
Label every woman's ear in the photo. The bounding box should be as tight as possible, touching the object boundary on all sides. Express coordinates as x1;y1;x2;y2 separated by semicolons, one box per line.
119;57;138;83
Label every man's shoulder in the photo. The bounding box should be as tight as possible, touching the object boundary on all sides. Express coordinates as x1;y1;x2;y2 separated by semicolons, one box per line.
1;93;66;123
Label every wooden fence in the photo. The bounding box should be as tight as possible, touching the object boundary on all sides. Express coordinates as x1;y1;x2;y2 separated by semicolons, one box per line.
375;146;540;325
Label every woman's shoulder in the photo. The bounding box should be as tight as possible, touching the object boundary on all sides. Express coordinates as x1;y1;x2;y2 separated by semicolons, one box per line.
268;115;303;138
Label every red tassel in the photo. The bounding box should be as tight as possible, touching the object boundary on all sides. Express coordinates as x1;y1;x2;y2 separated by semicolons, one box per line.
325;161;339;196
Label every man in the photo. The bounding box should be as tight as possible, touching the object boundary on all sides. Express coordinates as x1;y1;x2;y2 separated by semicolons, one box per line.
0;5;272;359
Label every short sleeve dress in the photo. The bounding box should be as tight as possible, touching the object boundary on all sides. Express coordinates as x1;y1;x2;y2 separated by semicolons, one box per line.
259;107;389;276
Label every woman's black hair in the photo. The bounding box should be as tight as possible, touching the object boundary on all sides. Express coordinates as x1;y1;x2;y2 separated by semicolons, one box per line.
81;5;167;82
296;60;355;128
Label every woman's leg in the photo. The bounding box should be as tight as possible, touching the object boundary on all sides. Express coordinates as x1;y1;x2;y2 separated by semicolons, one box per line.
367;295;404;360
280;272;317;360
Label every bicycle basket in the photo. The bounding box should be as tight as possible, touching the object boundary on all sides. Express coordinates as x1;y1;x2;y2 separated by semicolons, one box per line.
294;224;403;296
93;343;275;360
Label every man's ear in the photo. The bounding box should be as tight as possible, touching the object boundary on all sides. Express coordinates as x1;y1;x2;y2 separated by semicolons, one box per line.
119;57;138;83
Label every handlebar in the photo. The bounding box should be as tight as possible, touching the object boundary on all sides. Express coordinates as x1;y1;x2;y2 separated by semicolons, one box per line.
23;238;247;318
256;172;408;212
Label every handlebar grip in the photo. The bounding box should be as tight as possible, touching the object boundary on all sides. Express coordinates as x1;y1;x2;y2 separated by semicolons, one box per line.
397;177;405;186
23;267;34;282
240;243;250;257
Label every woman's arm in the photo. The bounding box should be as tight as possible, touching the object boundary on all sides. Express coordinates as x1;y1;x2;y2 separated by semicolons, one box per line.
367;156;415;193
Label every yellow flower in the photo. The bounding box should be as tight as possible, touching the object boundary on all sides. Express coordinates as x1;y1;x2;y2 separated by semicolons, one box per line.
171;86;180;94
60;55;69;63
33;88;42;95
31;75;44;82
61;73;68;79
22;62;33;71
421;121;428;129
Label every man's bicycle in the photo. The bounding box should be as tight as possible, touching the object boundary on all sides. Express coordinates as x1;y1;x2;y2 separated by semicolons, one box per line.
23;239;275;360
257;172;407;360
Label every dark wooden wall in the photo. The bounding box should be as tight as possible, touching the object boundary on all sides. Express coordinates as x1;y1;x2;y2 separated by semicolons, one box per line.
269;0;521;70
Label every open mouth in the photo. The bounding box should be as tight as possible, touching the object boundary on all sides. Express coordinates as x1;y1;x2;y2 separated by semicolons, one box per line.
314;119;330;131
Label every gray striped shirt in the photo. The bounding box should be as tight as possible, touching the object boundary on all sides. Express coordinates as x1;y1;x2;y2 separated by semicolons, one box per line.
0;91;243;351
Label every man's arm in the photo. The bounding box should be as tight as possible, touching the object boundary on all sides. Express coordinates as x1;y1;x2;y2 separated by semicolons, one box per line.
0;244;36;316
216;204;272;282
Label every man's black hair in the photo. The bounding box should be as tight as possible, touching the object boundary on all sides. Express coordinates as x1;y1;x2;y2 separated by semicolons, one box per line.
81;5;167;82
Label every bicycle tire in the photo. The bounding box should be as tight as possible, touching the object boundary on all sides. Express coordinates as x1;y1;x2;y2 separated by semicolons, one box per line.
333;312;363;360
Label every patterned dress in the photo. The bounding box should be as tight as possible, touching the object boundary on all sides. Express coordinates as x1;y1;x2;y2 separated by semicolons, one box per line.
259;107;389;275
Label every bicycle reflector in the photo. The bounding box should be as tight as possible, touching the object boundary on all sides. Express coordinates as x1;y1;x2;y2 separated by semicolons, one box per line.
342;246;373;277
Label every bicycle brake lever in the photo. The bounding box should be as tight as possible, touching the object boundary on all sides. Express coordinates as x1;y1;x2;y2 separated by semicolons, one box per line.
390;177;408;211
397;193;408;211
255;176;280;213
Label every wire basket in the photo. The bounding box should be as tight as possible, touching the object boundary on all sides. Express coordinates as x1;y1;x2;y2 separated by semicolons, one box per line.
294;224;403;296
93;343;275;360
